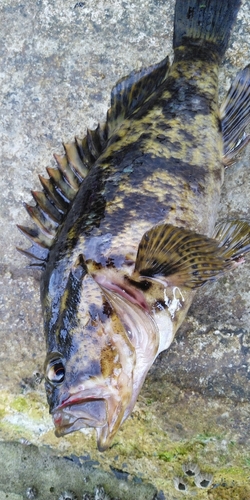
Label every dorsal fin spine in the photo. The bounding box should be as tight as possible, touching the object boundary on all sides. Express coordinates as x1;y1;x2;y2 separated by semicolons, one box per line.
54;151;81;189
24;202;59;237
46;166;76;201
31;191;63;223
39;175;70;211
17;225;53;249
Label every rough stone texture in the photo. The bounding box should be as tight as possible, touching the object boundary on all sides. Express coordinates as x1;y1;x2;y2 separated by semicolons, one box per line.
1;0;250;498
0;442;157;500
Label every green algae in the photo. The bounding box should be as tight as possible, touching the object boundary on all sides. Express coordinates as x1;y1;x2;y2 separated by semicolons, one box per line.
0;409;6;420
11;396;29;413
207;484;250;500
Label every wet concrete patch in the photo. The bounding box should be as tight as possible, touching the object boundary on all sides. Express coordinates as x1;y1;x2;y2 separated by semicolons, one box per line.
0;442;157;500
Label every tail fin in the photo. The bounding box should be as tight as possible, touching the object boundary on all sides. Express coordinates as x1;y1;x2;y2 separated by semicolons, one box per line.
173;0;241;57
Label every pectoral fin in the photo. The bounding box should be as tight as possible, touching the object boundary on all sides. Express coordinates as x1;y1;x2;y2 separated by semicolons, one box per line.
134;221;250;289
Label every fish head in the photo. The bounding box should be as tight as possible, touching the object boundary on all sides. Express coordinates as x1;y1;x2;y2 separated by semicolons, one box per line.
43;268;159;451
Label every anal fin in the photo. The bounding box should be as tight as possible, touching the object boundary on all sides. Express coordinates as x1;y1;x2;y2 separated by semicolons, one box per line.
213;220;250;261
221;65;250;166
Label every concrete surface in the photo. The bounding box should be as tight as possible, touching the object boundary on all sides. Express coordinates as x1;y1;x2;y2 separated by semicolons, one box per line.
1;0;250;498
0;441;157;500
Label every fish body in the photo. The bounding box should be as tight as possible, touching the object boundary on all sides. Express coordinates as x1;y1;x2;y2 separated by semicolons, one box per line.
19;0;250;450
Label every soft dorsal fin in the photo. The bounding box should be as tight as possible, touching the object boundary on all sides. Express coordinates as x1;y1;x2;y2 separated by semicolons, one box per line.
107;56;170;135
221;64;250;166
18;56;170;267
133;221;250;289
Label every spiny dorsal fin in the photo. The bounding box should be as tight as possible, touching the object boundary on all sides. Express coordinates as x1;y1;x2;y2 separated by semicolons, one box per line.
221;65;250;166
107;56;170;135
133;221;250;289
18;57;170;266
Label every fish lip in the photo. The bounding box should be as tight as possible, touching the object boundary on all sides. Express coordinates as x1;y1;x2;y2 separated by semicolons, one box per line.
56;390;98;409
52;393;108;436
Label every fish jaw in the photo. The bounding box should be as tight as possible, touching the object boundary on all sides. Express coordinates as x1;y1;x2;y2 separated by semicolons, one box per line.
51;385;126;451
49;313;159;449
50;372;134;451
53;396;107;436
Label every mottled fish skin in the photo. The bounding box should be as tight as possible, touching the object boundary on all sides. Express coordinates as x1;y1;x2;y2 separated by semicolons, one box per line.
42;44;221;450
19;0;250;450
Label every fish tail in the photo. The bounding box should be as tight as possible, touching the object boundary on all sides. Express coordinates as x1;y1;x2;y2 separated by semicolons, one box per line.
173;0;242;58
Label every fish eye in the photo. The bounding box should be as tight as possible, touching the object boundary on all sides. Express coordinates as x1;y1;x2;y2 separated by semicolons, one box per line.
46;358;65;384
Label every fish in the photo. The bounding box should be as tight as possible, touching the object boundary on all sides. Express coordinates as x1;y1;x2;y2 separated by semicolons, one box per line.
18;0;250;451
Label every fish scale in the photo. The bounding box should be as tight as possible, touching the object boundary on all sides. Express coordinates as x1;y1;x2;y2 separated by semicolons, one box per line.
85;57;222;238
18;0;250;451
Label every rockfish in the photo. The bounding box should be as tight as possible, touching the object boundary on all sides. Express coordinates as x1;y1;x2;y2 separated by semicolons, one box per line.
19;0;250;451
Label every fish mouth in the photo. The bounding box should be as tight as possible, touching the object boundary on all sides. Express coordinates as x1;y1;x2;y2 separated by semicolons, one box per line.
52;394;107;438
52;390;127;451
